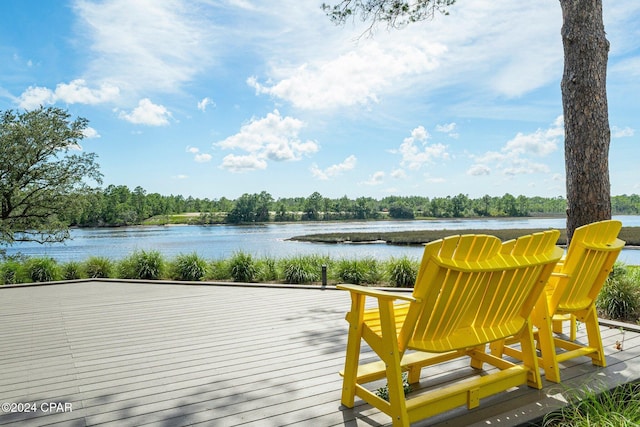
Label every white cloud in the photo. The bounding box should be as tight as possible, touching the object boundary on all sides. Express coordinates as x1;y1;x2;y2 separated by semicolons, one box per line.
469;116;562;176
194;153;212;163
82;126;100;139
220;153;267;172
467;164;491;176
173;174;188;180
310;155;357;180
17;79;120;109
197;97;215;112
435;122;459;138
361;171;385;186
397;126;450;170
391;169;407;179
118;98;172;126
216;110;318;171
186;146;200;154
612;126;634;138
248;39;446;110
74;0;215;95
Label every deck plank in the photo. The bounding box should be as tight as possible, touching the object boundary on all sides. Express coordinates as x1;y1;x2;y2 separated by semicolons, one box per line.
1;280;639;427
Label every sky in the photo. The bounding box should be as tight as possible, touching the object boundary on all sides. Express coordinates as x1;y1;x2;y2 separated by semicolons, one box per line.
1;0;639;201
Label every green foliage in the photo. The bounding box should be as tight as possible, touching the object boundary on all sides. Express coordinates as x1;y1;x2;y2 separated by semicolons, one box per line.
229;251;256;282
62;261;83;280
205;259;231;281
543;382;640;426
171;252;208;281
84;256;113;278
387;257;418;288
119;250;165;280
255;257;278;282
375;372;412;402
597;263;640;321
281;256;323;284
336;257;380;285
26;257;60;282
0;107;102;244
1;260;26;285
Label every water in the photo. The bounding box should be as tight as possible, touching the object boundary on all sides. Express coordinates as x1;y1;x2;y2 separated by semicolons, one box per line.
4;216;640;265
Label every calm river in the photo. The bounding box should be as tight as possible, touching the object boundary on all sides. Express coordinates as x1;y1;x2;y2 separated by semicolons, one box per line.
5;216;640;265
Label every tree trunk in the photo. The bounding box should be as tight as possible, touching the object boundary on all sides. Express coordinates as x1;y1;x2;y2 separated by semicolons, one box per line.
560;0;611;241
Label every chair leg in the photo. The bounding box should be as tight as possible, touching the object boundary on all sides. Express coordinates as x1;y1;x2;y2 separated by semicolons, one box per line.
341;295;365;407
534;303;561;383
582;306;606;367
519;320;543;389
378;300;410;427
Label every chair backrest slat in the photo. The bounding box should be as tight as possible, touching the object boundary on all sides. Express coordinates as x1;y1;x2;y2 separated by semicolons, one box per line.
401;231;562;353
551;220;624;312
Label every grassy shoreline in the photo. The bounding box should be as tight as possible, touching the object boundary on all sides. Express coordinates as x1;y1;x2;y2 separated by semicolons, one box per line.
290;226;640;247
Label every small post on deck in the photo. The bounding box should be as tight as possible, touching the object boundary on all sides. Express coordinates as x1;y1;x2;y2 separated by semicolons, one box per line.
321;264;327;287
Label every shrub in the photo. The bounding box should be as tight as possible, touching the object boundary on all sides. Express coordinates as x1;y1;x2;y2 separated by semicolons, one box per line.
1;260;26;285
84;256;113;278
61;261;83;280
171;253;208;281
255;257;278;282
119;250;165;280
387;257;418;288
26;257;60;283
229;251;256;282
336;258;380;285
597;263;640;321
205;259;229;280
282;256;321;284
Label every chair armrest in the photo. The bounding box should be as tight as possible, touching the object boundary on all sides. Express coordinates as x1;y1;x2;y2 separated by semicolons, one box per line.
336;284;419;303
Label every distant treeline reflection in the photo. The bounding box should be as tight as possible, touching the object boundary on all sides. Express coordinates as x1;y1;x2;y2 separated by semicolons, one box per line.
67;186;640;227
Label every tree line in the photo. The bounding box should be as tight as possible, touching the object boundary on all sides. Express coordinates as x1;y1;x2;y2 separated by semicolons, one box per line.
64;186;640;226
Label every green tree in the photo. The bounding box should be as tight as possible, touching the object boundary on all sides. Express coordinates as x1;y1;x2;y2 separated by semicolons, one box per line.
303;191;324;220
0;107;102;245
323;0;613;240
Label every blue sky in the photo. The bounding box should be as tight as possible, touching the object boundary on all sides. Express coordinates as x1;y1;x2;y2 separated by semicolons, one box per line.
1;1;638;200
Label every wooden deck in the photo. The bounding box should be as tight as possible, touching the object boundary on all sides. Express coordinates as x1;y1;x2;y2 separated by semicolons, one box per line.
1;280;639;427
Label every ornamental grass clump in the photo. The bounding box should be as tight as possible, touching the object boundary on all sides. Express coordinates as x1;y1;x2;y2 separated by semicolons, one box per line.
120;250;165;280
255;257;278;282
83;256;113;278
205;259;230;281
171;252;208;281
336;257;380;285
26;257;60;282
229;251;256;282
542;382;640;426
281;256;322;284
1;260;26;285
61;261;83;280
387;256;418;288
597;263;640;321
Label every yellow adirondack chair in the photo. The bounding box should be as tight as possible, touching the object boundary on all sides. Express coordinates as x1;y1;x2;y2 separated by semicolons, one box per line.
497;220;625;383
338;231;563;426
